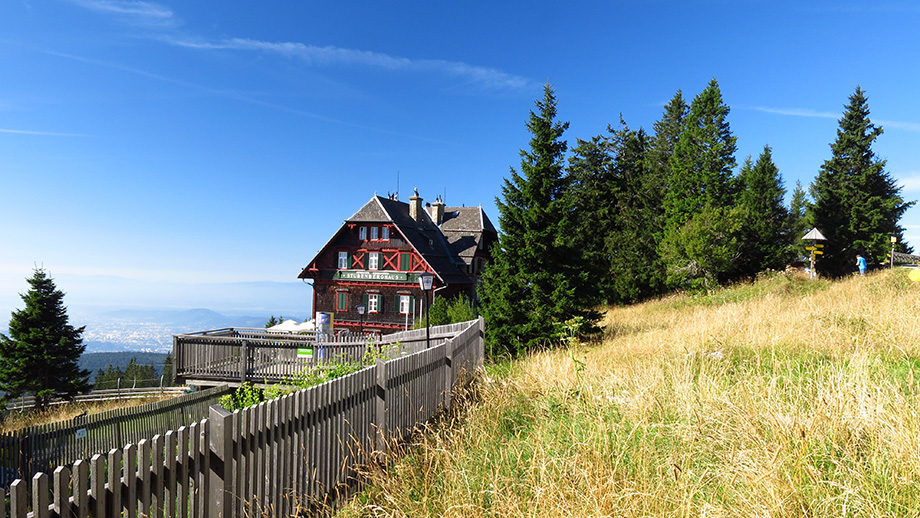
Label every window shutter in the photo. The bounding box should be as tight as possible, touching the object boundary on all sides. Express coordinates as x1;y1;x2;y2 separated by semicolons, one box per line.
363;293;368;309
400;253;410;271
410;295;416;315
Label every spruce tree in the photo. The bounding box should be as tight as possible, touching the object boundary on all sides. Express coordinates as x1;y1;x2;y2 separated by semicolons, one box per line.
660;79;739;289
0;268;90;410
605;122;665;302
566;134;616;301
162;353;175;386
787;180;811;259
664;79;737;228
809;87;914;277
647;90;688;185
480;83;597;355
735;145;790;277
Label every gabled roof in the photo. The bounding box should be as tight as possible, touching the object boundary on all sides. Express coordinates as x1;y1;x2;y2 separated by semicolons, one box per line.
299;195;475;286
440;206;496;233
801;228;827;241
346;196;391;222
440;206;497;260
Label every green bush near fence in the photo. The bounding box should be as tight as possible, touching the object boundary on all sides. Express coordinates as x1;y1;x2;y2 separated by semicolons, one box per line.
219;342;396;412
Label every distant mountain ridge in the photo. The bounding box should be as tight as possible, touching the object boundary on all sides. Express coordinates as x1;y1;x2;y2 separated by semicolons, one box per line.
1;275;311;335
2;307;305;353
99;308;270;332
77;308;298;353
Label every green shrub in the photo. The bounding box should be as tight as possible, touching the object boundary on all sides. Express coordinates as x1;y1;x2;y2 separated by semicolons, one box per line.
218;382;266;411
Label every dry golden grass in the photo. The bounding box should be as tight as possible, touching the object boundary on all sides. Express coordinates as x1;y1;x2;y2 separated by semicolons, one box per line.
338;269;920;517
0;395;174;433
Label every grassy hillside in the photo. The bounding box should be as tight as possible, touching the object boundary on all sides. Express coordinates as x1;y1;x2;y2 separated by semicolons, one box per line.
339;269;920;517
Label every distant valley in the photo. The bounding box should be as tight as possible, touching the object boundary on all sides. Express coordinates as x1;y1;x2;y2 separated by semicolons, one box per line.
0;276;312;352
2;308;306;384
76;308;303;353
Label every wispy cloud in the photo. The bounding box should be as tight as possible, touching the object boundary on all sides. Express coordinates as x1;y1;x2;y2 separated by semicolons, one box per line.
896;173;920;192
41;49;456;145
169;37;533;90
875;119;920;132
748;106;839;119
748;106;920;132
68;2;530;91
0;127;89;137
67;0;176;27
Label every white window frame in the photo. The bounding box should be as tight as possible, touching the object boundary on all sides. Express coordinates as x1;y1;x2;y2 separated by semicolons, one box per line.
368;252;379;270
337;252;348;269
368;293;379;313
399;295;411;314
382;226;390;240
371;226;379;240
359;226;367;240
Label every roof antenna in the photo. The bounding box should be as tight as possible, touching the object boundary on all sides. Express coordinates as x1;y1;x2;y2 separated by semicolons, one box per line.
396;170;400;201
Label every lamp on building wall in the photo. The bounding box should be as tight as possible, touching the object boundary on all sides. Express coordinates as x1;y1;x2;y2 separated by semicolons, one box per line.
419;273;434;349
357;304;365;335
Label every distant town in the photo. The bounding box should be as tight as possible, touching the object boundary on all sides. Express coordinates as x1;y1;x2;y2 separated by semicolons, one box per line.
3;308;303;354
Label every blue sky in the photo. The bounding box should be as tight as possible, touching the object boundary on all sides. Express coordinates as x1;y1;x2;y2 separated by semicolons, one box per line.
3;0;920;321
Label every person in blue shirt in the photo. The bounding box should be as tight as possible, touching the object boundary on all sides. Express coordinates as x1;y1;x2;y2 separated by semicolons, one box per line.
856;254;867;275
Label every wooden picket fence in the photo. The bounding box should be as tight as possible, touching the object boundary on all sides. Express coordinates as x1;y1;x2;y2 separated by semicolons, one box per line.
0;385;233;490
0;318;485;517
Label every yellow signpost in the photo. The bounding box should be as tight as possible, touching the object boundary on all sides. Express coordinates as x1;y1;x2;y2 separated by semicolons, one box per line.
801;228;827;279
891;236;897;269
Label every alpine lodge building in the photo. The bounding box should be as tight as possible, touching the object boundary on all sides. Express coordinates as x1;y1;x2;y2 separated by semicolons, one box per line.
298;190;496;335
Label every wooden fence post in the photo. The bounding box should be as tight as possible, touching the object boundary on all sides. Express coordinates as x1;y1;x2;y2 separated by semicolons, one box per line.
208;405;233;518
173;335;181;385
444;338;453;411
239;340;249;384
10;479;26;517
17;432;29;485
375;358;387;454
478;316;485;370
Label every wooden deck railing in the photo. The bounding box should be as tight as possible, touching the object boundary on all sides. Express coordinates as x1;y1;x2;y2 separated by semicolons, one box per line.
174;320;479;386
0;318;485;518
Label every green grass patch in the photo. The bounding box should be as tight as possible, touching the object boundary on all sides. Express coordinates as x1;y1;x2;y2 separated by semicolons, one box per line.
673;269;833;309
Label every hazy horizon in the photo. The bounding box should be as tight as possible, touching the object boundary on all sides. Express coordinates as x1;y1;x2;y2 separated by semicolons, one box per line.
1;273;313;331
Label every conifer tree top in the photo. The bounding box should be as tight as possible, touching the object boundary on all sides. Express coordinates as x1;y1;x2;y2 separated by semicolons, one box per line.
0;268;90;408
809;86;914;276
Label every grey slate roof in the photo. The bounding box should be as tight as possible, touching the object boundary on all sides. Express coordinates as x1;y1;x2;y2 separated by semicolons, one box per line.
342;196;475;286
301;194;494;287
440;206;496;260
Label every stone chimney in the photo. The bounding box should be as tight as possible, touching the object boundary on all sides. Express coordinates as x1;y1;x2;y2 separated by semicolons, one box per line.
428;197;445;225
409;188;423;223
